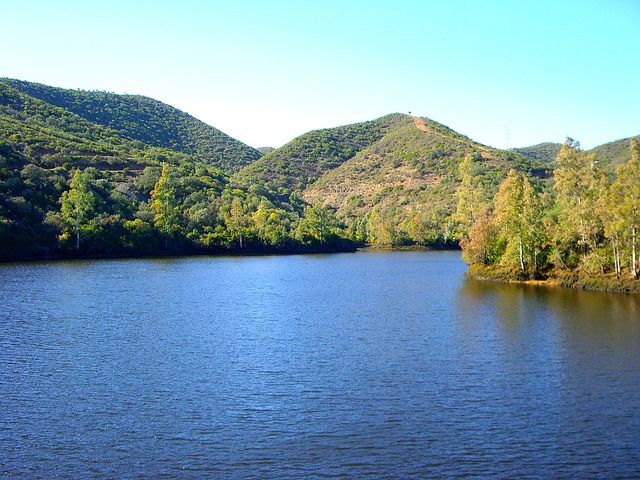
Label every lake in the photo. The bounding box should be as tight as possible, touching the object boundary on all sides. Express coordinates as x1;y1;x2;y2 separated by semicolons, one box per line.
1;250;640;478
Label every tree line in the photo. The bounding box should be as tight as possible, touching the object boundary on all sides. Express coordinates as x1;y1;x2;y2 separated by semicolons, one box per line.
0;157;354;260
459;138;640;281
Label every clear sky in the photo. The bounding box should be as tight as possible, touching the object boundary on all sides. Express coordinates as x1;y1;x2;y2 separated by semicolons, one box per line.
2;0;639;149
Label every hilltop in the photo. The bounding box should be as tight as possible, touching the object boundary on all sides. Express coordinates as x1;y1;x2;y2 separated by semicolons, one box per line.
234;113;410;192
513;137;640;168
2;78;262;172
512;142;562;164
234;114;552;246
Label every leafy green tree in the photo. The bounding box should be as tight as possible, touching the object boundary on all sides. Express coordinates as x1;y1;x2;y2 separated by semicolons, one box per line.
224;197;253;249
454;154;488;238
607;139;640;278
151;164;182;246
365;207;396;246
252;203;288;247
494;170;545;271
134;166;162;195
60;169;96;250
297;204;340;245
553;138;607;271
522;176;547;270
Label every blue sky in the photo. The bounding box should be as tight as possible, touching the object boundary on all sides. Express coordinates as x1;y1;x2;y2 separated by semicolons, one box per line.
2;0;639;149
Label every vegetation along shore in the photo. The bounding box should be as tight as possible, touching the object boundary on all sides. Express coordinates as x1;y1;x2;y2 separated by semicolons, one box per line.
459;138;640;293
1;77;639;293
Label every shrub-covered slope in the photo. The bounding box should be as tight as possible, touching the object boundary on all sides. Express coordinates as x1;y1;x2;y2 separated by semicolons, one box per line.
3;78;262;172
234;113;411;192
300;115;551;246
590;135;640;168
512;142;562;164
0;80;180;171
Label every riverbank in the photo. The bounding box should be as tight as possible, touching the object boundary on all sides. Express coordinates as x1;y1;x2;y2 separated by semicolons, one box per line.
0;242;358;263
467;264;640;294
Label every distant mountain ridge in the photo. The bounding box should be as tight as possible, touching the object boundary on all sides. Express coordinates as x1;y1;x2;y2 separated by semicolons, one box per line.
513;136;640;168
512;143;562;164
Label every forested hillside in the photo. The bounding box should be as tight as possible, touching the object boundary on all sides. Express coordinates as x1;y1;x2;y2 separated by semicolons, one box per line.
1;77;638;269
3;78;262;172
512;143;562;163
238;114;551;247
0;79;354;260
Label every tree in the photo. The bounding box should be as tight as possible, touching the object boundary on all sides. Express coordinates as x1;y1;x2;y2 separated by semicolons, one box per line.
297;204;340;245
522;176;547;270
252;203;288;247
60;169;96;250
454;154;488;238
151;164;181;247
461;207;502;265
494;170;545;271
224;197;252;249
553;138;607;271
607;139;640;278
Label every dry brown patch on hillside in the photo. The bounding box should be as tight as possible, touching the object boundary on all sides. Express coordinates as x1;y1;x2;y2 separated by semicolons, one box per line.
411;116;430;132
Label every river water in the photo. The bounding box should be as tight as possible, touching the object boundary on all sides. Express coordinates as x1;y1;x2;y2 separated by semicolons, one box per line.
1;250;639;478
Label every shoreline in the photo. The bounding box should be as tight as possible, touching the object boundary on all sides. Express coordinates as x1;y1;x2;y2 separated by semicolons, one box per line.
0;243;463;264
466;264;640;294
0;243;359;264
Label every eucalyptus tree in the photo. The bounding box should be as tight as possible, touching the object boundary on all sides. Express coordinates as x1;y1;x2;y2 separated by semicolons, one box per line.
607;139;640;278
553;138;607;271
151;164;182;247
494;170;546;271
60;169;96;250
224;197;252;249
461;207;501;266
454;154;489;238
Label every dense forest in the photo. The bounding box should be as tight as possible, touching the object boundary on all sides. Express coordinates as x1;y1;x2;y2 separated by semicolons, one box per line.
2;77;640;287
460;138;640;292
0;78;354;259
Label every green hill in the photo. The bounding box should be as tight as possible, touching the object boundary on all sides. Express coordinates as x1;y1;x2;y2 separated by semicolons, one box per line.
0;79;182;171
233;113;551;246
234;113;410;192
2;78;262;172
297;115;551;245
512;142;562;163
590;135;640;168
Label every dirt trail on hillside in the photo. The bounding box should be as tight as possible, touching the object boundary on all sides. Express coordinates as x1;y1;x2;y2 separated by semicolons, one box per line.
411;116;430;132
